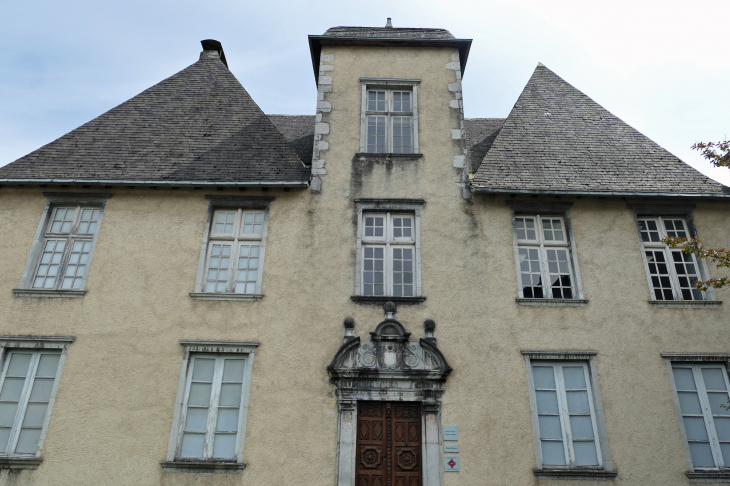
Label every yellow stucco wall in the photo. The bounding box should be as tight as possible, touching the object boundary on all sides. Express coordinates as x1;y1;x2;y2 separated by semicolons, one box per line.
0;44;728;486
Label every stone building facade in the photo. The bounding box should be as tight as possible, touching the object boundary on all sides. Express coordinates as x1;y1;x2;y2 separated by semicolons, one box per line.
0;23;729;486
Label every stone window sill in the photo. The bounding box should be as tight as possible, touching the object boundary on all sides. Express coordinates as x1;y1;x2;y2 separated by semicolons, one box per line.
534;468;617;480
516;298;588;307
351;296;426;305
13;288;86;299
355;153;423;162
649;300;722;308
189;292;263;302
0;456;43;470
161;461;246;474
686;470;730;482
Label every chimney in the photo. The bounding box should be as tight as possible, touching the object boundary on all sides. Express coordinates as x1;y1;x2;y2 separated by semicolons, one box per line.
385;17;393;28
199;39;228;68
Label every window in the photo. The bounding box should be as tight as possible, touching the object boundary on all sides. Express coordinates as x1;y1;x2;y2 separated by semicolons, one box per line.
163;341;257;473
358;210;420;297
192;197;271;300
17;194;107;297
636;216;707;301
359;78;420;155
523;351;614;478
513;215;579;299
0;337;72;467
669;362;730;469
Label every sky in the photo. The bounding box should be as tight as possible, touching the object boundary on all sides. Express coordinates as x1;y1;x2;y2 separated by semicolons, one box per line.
1;0;728;185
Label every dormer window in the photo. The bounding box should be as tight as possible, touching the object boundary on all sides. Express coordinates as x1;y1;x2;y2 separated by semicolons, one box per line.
359;78;420;156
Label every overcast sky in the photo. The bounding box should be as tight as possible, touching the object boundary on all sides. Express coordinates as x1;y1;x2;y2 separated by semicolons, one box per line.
1;0;728;185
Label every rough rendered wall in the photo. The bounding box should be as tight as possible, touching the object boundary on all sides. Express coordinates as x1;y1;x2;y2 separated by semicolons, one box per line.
0;42;728;486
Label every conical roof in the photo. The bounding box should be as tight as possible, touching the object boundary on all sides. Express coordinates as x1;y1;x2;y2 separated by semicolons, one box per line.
0;51;310;186
472;64;729;197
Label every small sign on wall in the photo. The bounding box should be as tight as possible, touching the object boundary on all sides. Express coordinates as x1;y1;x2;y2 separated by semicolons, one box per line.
445;455;460;472
443;425;458;441
444;443;459;453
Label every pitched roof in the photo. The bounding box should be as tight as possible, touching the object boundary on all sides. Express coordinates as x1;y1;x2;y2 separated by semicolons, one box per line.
268;115;316;166
322;26;455;39
0;51;310;186
464;118;504;174
472;64;730;197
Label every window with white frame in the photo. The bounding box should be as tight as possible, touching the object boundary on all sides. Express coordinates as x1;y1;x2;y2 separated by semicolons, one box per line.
164;341;256;471
21;203;105;292
530;361;602;467
195;204;269;296
513;215;578;299
359;79;419;155
361;213;416;297
669;362;730;469
0;338;72;462
636;216;706;301
523;352;614;475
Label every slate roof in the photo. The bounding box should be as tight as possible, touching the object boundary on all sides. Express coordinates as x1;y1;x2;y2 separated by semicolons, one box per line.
464;118;505;174
472;64;730;197
268;115;316;166
0;52;310;186
323;26;455;39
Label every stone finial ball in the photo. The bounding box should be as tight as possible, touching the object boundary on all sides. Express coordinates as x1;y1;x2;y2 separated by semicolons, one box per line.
424;319;436;331
383;301;397;313
344;317;355;329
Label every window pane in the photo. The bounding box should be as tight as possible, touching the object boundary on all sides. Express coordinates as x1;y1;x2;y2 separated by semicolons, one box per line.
532;366;556;389
715;417;730;441
62;240;92;289
36;354;60;378
33;240;66;289
538;415;562;439
14;428;42;454
689;442;716;468
184;408;209;432
205;245;232;293
392;117;413;154
192;359;215;382
242;211;264;235
363;246;385;296
566;391;590;414
541;441;566;465
213;433;237;459
29;379;54;403
220;384;243;407
722;443;730;466
573;441;598;466
702;368;727;391
49;207;76;234
673;368;697;390
708;393;729;415
569;416;594;439
76;207;101;234
368;91;386;111
678;392;703;415
223;360;245;383
213;211;236;234
22;403;48;428
536;391;559;414
364;215;384;238
562;367;586;389
180;433;205;458
684;417;710;441
542;218;564;242
235;244;260;294
638;219;661;243
645;250;674;300
392;247;414;297
0;403;18;427
518;247;542;298
216;408;239;432
367;116;386;153
188;384;213;407
672;251;704;301
546;249;572;299
0;428;10;452
7;354;32;377
0;378;26;402
664;219;688;238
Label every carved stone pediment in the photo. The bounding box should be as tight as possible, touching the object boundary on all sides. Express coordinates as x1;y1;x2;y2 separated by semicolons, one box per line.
328;308;451;382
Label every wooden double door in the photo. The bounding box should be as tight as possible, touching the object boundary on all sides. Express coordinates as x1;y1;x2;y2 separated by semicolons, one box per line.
356;401;422;486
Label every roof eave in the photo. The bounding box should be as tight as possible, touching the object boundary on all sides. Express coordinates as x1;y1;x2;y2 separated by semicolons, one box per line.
471;186;730;199
308;35;472;86
0;178;310;188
